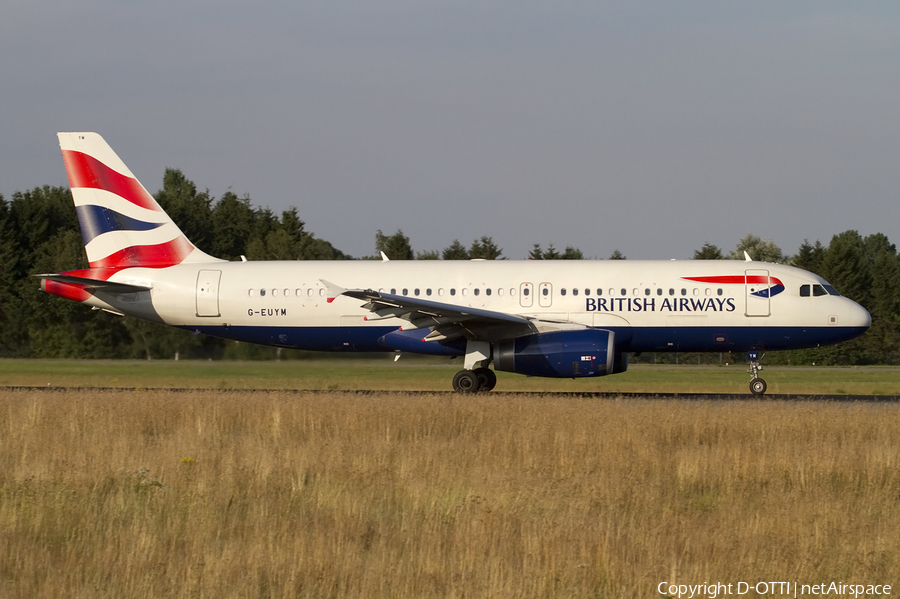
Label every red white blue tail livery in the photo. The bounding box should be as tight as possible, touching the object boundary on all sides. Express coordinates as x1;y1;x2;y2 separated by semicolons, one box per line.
41;133;871;394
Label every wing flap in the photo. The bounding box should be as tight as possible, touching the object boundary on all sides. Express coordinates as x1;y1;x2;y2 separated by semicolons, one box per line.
337;288;537;341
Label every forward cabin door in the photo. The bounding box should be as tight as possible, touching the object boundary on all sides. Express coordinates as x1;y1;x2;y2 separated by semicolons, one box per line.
745;269;770;317
196;270;222;317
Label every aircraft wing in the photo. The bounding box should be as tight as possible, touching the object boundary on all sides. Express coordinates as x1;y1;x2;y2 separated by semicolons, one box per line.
35;274;152;293
334;286;539;342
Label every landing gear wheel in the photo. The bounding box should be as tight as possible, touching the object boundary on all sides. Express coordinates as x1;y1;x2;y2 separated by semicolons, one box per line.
473;368;497;392
750;378;767;395
452;370;481;393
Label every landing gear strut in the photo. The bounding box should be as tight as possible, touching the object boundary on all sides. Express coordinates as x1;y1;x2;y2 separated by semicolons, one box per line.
747;350;767;395
452;341;497;393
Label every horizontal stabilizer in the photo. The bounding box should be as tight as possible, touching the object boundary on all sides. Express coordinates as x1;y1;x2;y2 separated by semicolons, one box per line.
35;273;152;293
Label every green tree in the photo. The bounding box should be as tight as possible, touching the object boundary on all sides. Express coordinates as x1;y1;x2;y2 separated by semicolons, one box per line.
561;247;584;260
693;242;723;260
469;236;503;260
154;169;213;251
728;234;785;263
791;239;825;273
375;229;414;260
528;244;544;260
416;250;440;260
609;249;626;260
442;240;470;260
211;192;255;260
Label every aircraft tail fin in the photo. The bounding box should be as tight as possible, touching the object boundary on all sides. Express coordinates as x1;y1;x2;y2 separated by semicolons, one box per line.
57;132;220;269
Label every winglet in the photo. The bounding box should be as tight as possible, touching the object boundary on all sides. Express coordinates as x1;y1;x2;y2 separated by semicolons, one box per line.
320;279;346;303
744;251;753;262
380;251;390;262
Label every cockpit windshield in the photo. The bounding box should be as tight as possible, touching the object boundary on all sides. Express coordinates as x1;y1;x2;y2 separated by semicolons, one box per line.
799;284;840;297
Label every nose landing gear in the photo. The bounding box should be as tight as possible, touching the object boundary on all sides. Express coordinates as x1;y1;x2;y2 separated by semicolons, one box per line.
747;350;767;395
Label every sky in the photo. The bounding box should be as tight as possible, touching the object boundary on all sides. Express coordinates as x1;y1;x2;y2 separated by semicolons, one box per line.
2;1;899;260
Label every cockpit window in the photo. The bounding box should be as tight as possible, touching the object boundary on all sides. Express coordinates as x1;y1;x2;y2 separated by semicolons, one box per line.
801;283;841;297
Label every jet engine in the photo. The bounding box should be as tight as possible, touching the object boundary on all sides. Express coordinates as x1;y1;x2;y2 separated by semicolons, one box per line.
494;329;628;378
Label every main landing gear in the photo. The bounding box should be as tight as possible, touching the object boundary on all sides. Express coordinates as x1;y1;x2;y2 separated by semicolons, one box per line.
747;350;767;395
452;367;497;393
452;340;497;393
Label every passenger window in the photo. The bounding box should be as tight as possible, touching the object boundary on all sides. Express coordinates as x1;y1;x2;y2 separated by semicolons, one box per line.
669;289;675;296
717;288;723;296
681;289;687;296
260;289;266;297
272;289;278;297
597;289;603;296
319;289;325;297
426;289;432;296
414;289;420;296
585;289;590;296
308;289;314;297
498;288;504;296
609;288;615;296
572;289;578;296
474;288;480;296
621;288;627;296
561;288;567;296
800;285;811;297
644;288;651;296
486;288;492;296
438;289;444;296
523;288;529;296
510;288;516;296
295;289;301;297
284;289;289;297
657;288;663;296
462;289;468;296
248;289;255;297
693;289;699;296
632;288;638;296
402;288;408;295
390;288;396;295
542;288;549;296
450;289;456;296
705;288;711;297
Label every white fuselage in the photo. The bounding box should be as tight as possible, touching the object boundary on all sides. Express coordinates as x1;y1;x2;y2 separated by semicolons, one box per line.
83;259;870;354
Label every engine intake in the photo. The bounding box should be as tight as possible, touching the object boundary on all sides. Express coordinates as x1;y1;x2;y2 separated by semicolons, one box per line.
494;329;625;378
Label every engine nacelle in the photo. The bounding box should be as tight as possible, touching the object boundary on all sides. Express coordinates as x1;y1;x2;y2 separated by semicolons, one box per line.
494;329;625;378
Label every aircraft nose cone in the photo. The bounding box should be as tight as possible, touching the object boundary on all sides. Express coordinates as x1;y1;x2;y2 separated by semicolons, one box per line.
851;300;872;330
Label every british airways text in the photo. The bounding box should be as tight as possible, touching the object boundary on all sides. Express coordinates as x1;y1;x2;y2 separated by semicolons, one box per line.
586;297;736;313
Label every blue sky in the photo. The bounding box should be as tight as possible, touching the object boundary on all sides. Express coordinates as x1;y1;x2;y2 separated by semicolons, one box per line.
2;1;899;259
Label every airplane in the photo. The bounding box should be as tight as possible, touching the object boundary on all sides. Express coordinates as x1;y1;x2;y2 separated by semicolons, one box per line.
39;132;871;394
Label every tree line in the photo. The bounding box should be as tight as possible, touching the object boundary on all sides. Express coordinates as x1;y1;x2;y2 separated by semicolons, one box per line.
1;169;898;364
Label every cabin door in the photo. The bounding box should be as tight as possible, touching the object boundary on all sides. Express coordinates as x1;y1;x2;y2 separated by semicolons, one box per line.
745;269;770;317
196;270;222;317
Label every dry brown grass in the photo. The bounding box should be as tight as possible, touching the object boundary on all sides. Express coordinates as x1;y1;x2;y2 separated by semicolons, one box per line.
1;389;898;598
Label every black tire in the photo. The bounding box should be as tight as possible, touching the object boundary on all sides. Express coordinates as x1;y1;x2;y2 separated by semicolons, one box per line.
750;378;767;395
473;368;497;392
452;370;480;393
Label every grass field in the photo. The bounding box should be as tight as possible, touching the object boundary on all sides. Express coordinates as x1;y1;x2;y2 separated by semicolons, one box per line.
1;358;900;395
0;387;898;598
